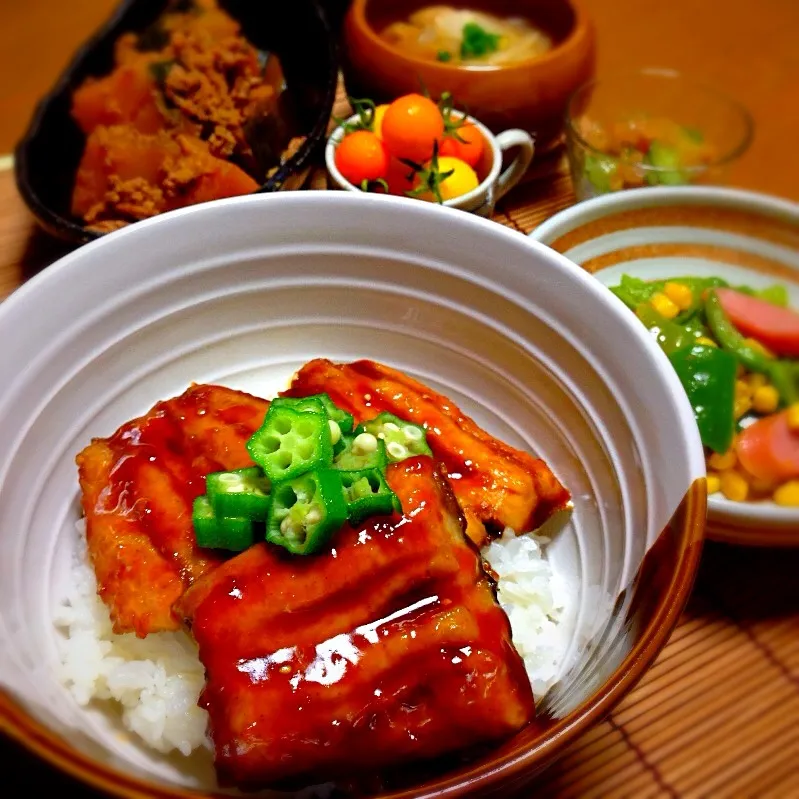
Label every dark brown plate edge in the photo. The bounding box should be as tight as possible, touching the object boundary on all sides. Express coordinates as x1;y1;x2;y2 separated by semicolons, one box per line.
12;0;340;246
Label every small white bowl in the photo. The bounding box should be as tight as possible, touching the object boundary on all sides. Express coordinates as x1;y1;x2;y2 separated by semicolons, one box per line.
531;185;799;547
0;192;704;797
325;111;534;217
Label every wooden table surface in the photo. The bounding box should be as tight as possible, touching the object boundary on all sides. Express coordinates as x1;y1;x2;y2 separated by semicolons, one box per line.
2;1;799;797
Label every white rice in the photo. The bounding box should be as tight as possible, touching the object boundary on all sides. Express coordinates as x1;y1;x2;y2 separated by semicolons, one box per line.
53;539;210;757
482;529;572;699
54;528;570;758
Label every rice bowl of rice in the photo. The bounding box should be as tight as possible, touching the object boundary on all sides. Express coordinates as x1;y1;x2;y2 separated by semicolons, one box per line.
0;192;705;798
54;519;577;766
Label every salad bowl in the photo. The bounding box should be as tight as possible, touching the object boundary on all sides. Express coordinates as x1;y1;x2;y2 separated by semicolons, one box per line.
532;186;799;547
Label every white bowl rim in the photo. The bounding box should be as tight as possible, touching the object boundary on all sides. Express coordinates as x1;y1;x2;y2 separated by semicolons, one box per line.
2;190;705;487
0;190;708;797
529;184;799;532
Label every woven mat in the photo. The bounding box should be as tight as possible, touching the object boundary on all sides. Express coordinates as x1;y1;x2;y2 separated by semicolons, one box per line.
1;95;798;796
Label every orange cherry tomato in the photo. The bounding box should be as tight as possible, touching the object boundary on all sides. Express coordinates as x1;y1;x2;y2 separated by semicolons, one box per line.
381;93;445;164
439;121;484;168
334;130;389;186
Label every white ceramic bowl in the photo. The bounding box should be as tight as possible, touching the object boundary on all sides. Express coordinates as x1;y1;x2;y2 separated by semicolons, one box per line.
531;186;799;547
0;193;705;798
325;112;534;217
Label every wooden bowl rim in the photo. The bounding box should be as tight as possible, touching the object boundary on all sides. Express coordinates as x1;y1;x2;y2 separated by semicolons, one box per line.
345;0;595;77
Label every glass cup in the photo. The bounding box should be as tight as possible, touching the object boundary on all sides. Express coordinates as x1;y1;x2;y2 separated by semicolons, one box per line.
565;69;754;201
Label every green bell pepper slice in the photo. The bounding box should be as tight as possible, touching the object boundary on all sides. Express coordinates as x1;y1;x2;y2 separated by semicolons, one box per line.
705;289;798;405
339;468;402;525
266;469;348;555
611;274;728;319
354;412;433;463
247;405;333;483
668;344;737;454
206;466;270;521
705;289;773;372
635;305;705;355
192;495;254;552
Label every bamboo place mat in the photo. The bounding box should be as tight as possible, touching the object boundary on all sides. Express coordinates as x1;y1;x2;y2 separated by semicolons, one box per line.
1;141;798;798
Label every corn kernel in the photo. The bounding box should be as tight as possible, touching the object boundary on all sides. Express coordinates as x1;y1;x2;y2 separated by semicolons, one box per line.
746;372;768;390
650;292;680;319
734;395;753;419
743;337;775;359
773;480;799;507
708;450;737;470
696;336;718;348
736;363;746;378
664;282;694;310
735;379;752;400
706;473;722;494
786;403;799;432
608;172;624;192
720;470;750;502
752;385;780;414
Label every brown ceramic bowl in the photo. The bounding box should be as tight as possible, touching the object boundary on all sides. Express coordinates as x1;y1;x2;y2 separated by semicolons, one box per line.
341;0;596;151
0;193;706;797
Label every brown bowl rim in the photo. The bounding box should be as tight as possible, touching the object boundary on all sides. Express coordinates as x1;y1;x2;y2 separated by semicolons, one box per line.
0;478;706;798
346;0;595;76
705;519;799;548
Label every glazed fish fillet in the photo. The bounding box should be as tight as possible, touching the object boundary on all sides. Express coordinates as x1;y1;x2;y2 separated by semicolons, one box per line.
284;358;570;545
178;457;535;789
76;384;269;637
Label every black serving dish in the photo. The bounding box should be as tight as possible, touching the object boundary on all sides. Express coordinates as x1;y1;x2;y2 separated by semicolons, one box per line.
317;0;353;31
14;0;339;245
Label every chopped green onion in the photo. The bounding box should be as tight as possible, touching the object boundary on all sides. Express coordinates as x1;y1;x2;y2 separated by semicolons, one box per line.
355;412;432;463
266;469;348;555
339;468;401;525
247;405;333;482
192;495;254;552
333;432;389;471
206;466;270;521
193;393;427;555
460;22;501;59
273;393;355;433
